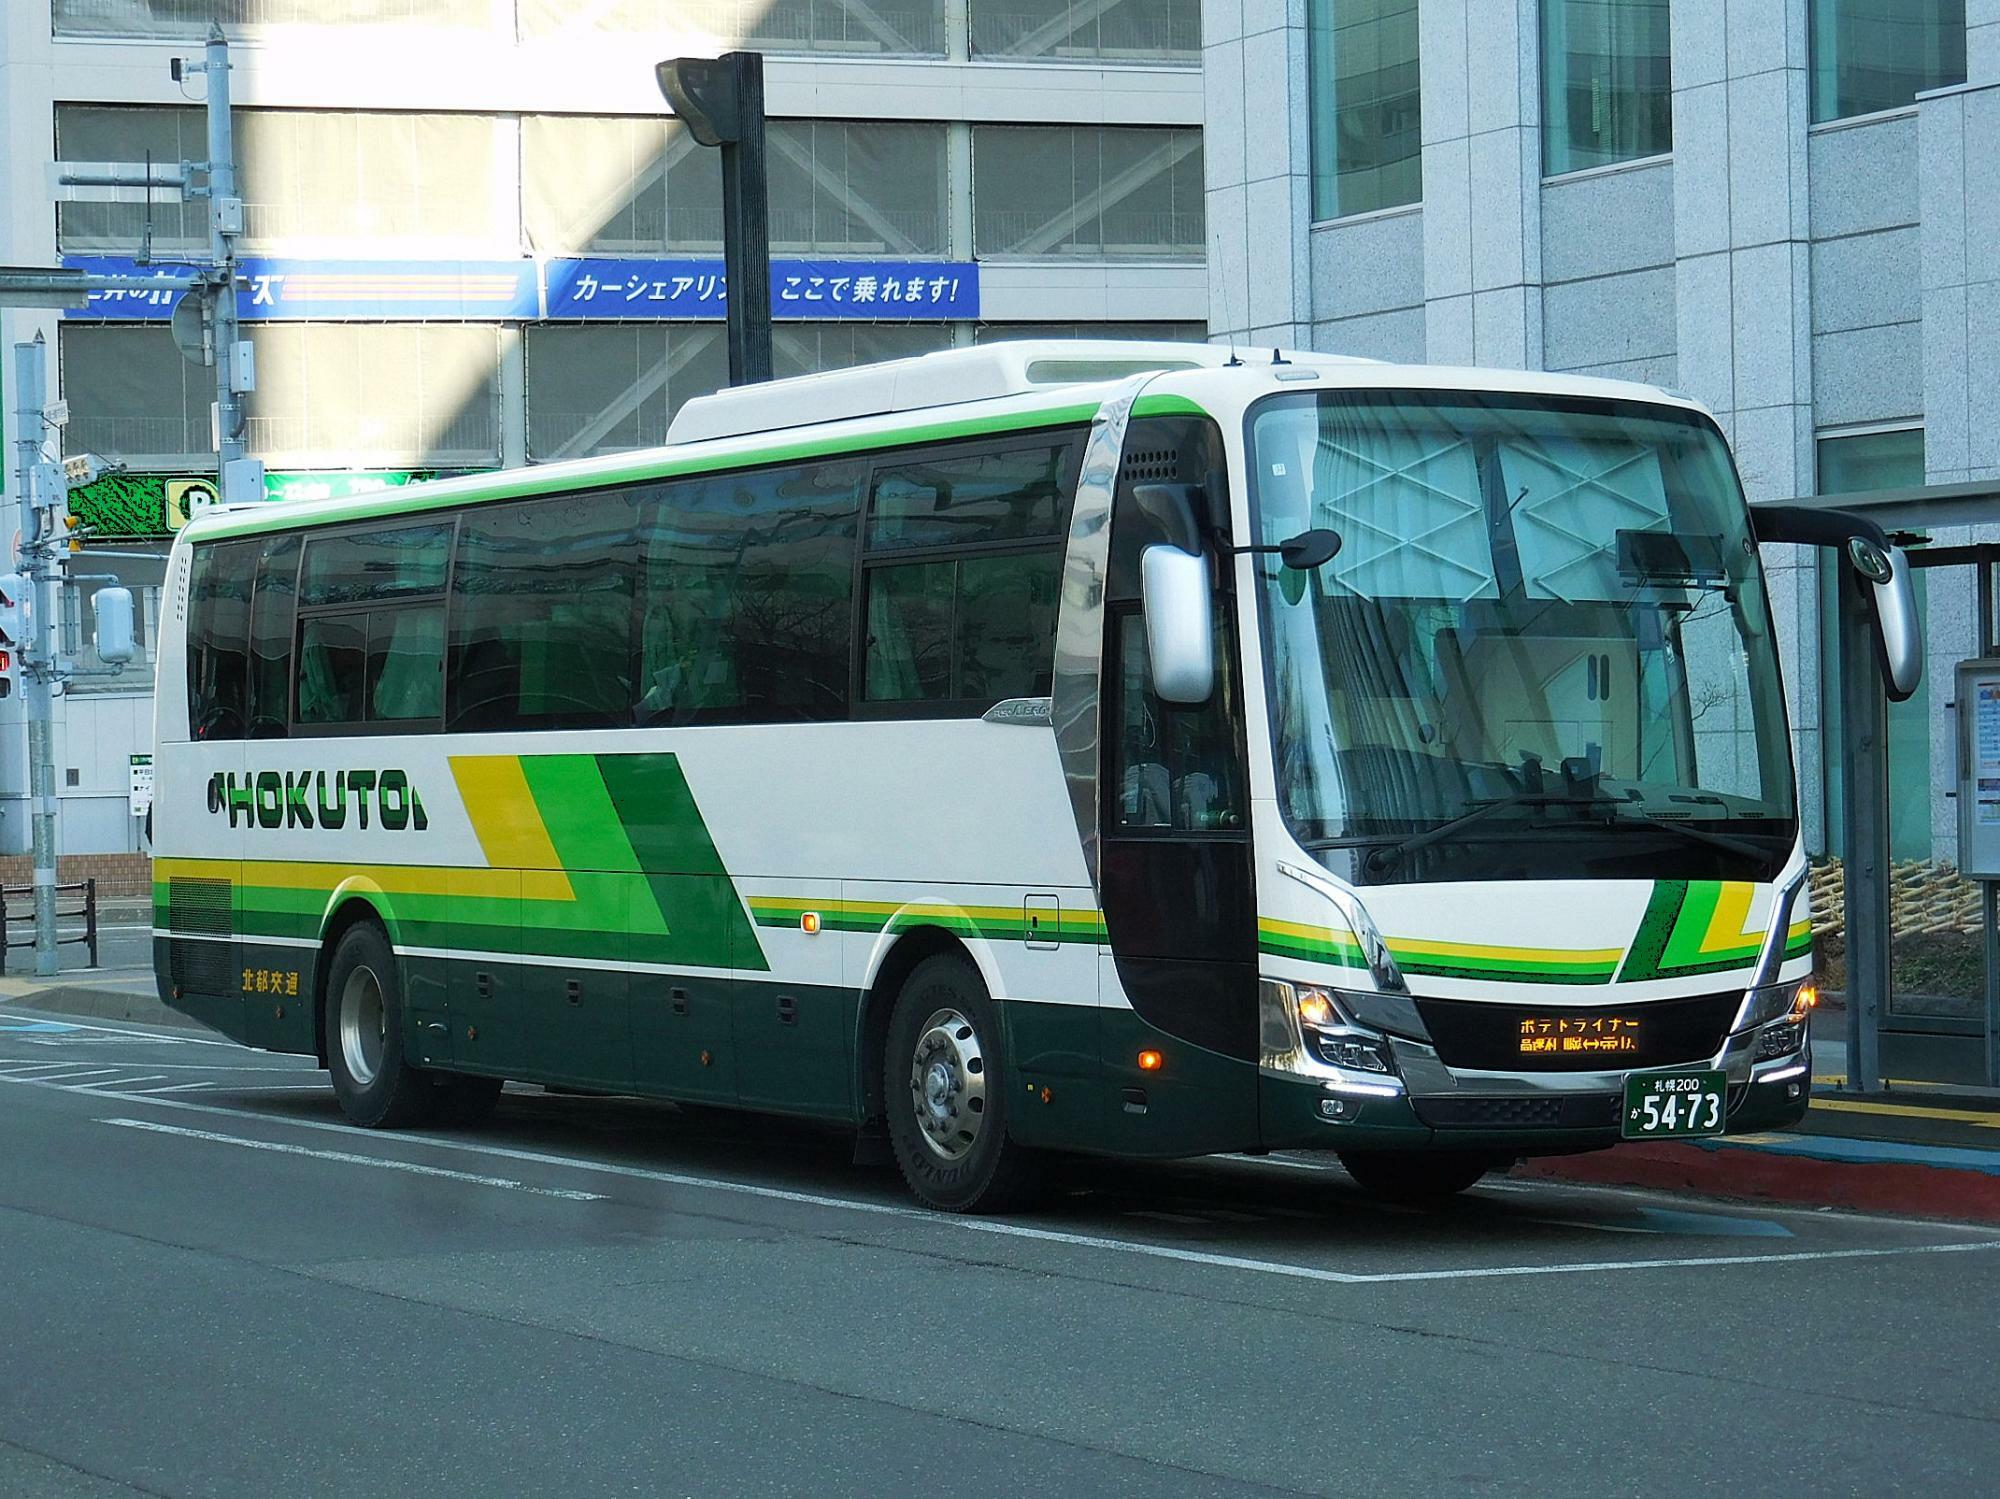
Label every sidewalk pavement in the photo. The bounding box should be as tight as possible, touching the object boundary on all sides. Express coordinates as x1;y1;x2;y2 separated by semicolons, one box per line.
0;965;190;1029
8;970;2000;1223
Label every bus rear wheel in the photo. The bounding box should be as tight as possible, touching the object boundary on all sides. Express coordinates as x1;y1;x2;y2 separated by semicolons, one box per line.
1337;1149;1502;1204
884;955;1040;1213
323;922;434;1129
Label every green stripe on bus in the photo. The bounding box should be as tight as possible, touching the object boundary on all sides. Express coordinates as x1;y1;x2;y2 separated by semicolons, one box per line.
187;401;1105;541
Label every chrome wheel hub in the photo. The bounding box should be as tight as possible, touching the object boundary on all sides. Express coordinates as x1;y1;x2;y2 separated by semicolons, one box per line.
908;1007;987;1162
338;963;387;1088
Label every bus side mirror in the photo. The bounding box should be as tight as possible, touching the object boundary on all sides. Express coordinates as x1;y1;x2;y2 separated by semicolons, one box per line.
92;586;136;666
1140;544;1214;704
1753;504;1923;703
1851;537;1921;702
1132;482;1215;705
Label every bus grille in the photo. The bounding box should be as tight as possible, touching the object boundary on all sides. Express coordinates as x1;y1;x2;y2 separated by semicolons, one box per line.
1414;993;1740;1073
166;877;233;996
1414;1095;1621;1130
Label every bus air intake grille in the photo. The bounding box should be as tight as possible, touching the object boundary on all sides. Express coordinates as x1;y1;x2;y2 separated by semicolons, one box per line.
166;877;233;996
1413;1095;1622;1130
1414;993;1741;1073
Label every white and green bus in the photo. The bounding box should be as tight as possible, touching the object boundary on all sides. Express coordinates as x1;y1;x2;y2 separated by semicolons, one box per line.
151;341;1920;1210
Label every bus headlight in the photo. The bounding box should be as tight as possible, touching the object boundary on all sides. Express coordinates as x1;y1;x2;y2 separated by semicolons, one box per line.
1735;977;1818;1032
1259;978;1405;1094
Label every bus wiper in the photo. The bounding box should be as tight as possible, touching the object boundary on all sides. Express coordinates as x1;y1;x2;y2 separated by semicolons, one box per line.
1605;807;1766;861
1364;791;1594;873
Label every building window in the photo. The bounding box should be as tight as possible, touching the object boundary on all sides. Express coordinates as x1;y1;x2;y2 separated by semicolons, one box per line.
523;117;948;258
1307;0;1422;221
1541;0;1673;175
54;1;491;39
1810;0;1966;124
518;0;947;56
969;0;1200;63
1814;428;1929;862
56;105;512;254
523;323;950;463
973;126;1205;260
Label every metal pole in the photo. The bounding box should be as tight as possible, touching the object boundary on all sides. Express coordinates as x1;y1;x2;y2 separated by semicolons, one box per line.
717;52;771;386
1839;568;1888;1091
12;338;59;977
1983;562;2000;1090
203;24;245;473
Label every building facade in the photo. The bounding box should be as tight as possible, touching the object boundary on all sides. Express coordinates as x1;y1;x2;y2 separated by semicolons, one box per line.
0;0;1207;864
1207;0;1992;1021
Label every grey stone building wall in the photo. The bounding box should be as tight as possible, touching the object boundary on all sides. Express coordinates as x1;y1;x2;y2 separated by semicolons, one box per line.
1203;0;1999;864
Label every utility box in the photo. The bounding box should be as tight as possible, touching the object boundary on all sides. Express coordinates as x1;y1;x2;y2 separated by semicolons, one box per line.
1955;657;2000;880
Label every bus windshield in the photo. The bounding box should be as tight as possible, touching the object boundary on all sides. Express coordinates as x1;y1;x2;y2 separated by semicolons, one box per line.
1248;390;1797;883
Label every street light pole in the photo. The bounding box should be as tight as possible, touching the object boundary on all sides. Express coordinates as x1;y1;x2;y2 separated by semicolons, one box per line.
656;51;773;386
196;23;247;472
11;337;60;976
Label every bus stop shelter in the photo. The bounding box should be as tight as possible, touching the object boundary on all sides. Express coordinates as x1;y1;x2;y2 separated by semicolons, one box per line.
1757;481;2000;1093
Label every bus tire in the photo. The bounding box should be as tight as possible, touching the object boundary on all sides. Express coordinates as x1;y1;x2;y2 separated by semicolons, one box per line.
323;922;433;1129
884;954;1040;1213
1337;1149;1500;1204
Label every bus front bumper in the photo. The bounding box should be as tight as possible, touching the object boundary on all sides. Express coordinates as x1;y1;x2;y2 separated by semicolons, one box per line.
1259;1016;1814;1157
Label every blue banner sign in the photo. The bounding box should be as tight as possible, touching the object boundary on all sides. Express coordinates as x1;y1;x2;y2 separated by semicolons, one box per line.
544;257;979;320
62;256;541;321
62;255;980;323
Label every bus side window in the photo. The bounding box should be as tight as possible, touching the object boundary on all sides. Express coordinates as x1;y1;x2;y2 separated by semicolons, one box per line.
859;434;1079;711
448;492;638;732
246;534;300;738
1107;608;1244;834
186;538;259;741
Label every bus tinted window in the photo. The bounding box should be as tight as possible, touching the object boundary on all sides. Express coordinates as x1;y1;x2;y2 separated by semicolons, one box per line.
301;523;451;605
449;492;639;732
247;533;299;738
371;607;445;721
863;551;1061;704
638;460;862;724
297;614;366;725
868;441;1072;550
187;538;259;740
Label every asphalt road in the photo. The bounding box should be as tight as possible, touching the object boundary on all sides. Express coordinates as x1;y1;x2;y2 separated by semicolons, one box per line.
3;1009;1997;1497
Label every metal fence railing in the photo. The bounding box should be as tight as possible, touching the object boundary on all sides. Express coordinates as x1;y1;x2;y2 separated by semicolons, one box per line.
0;880;100;974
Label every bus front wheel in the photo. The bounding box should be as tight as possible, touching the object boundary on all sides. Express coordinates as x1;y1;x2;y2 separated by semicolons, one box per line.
323;922;434;1129
883;955;1040;1213
1337;1149;1502;1204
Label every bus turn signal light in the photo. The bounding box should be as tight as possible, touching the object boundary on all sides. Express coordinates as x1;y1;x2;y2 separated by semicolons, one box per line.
1792;980;1818;1016
800;911;821;934
1137;1049;1163;1072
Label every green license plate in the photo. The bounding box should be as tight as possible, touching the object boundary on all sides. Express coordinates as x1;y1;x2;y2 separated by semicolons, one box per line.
1621;1069;1726;1139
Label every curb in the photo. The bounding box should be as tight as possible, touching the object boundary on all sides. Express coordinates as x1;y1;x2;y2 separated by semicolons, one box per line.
0;980;196;1032
1519;1132;2000;1225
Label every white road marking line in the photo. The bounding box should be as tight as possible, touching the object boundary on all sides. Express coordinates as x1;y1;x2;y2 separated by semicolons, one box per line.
8;1073;1995;1286
0;1018;238;1047
25;1069;122;1084
0;1061;90;1074
98;1119;607;1202
210;1084;330;1094
74;1074;169;1090
129;1083;214;1095
4;1059;323;1074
